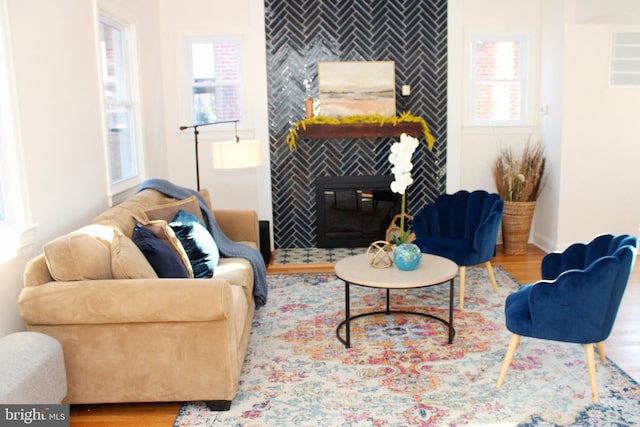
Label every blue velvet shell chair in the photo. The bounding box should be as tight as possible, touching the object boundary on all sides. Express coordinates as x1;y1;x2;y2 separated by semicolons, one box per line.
412;190;504;309
496;234;638;403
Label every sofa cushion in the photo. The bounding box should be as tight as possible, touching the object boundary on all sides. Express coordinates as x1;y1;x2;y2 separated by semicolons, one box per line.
215;258;254;289
131;224;190;278
143;196;205;226
111;230;158;279
170;210;220;278
136;218;194;278
43;225;113;281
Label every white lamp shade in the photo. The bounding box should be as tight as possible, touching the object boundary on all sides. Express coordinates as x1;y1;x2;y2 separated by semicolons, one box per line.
212;139;262;169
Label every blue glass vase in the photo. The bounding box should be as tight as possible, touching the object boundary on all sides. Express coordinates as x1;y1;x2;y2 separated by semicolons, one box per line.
393;243;422;271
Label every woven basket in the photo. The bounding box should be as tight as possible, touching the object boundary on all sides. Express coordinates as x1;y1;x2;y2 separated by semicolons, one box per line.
502;201;536;255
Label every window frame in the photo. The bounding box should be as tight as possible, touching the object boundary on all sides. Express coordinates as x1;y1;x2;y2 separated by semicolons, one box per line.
184;36;246;131
469;34;529;127
98;12;145;198
0;0;33;259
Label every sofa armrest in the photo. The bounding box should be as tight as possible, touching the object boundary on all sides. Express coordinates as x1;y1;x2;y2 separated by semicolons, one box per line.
18;278;235;325
213;209;259;247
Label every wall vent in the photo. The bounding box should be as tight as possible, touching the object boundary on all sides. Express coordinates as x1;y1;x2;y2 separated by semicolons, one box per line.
611;32;640;86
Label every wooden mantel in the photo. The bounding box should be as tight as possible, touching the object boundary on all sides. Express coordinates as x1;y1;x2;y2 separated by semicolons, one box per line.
296;121;423;140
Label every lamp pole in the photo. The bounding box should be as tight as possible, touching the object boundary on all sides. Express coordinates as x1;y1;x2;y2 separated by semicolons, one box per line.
179;120;239;191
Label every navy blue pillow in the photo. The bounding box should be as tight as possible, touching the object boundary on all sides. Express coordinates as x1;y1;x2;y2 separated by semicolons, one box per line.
131;224;189;278
169;210;220;278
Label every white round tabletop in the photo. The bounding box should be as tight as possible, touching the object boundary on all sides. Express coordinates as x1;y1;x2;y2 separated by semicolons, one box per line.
334;253;458;289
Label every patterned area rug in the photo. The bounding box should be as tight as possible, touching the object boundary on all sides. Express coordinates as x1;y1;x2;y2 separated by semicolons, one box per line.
174;267;640;426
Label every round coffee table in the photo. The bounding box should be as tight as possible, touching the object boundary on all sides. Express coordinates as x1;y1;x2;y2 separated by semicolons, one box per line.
334;253;458;348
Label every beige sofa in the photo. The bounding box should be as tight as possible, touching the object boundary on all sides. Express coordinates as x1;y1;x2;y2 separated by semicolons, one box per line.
18;188;259;410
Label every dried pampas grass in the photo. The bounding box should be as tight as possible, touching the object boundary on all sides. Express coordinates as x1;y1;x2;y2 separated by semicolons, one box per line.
493;141;546;202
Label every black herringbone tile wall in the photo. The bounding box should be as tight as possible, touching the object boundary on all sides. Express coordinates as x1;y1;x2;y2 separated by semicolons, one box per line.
265;0;447;248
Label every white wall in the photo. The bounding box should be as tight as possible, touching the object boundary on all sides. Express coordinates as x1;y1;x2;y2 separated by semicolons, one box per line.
554;1;640;248
449;0;544;243
449;0;640;252
157;0;272;226
536;0;565;250
0;0;165;337
0;0;106;336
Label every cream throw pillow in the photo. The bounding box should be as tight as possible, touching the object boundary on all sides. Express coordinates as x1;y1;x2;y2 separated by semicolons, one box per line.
143;196;205;226
111;230;158;279
43;225;114;281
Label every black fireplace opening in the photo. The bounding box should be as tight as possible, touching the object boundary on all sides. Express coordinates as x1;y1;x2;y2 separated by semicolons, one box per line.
316;175;401;248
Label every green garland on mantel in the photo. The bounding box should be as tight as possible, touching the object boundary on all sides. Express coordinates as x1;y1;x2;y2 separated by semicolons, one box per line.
286;111;436;152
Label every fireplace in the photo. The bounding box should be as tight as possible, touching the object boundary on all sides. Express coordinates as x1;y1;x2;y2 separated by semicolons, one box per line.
315;175;400;248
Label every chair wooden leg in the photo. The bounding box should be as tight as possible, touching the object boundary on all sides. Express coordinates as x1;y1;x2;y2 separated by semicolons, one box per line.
485;261;499;293
497;334;521;388
584;344;600;403
459;266;466;309
596;342;606;362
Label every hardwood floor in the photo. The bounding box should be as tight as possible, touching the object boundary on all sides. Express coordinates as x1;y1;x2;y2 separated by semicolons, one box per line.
69;245;640;426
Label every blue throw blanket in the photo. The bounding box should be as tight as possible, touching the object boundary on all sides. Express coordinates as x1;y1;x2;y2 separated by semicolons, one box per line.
137;178;268;306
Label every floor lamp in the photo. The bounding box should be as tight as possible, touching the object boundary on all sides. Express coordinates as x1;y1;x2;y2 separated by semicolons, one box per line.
179;120;262;190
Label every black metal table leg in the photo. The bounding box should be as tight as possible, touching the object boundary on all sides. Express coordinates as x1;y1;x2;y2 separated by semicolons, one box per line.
345;281;350;348
448;277;454;344
336;279;456;348
336;281;353;348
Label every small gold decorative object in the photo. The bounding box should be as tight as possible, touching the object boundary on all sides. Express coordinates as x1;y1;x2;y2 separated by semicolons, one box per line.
385;213;415;244
367;240;394;268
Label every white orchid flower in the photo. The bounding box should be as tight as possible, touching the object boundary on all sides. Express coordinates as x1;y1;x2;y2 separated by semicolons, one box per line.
401;133;419;149
389;133;419;195
390;143;405;155
390;181;402;194
388;133;421;244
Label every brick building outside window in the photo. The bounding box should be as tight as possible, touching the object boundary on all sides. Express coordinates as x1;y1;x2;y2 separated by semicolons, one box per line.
189;39;242;125
471;37;525;125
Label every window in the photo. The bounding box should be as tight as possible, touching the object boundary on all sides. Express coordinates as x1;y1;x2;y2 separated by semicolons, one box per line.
0;0;31;260
99;16;141;190
0;4;12;226
0;68;11;225
187;38;243;125
471;36;526;125
610;32;640;86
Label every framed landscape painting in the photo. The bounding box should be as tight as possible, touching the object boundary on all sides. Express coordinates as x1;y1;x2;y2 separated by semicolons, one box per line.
318;61;396;118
